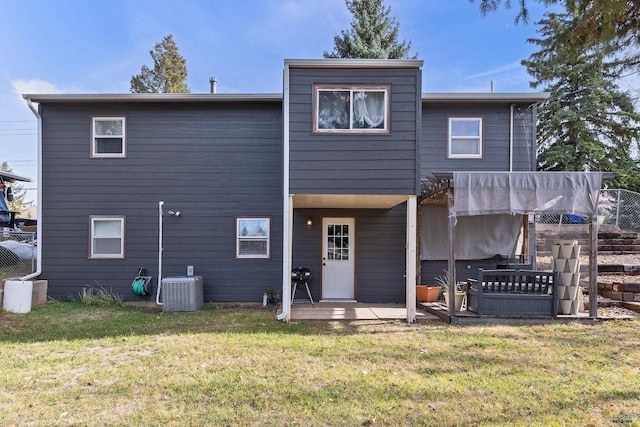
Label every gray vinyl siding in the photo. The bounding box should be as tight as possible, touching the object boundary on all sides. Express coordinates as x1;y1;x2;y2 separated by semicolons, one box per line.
292;206;407;303
39;101;283;302
420;102;536;178
289;68;420;195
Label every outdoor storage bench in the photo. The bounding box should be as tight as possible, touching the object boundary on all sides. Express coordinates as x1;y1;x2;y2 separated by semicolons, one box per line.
466;269;558;317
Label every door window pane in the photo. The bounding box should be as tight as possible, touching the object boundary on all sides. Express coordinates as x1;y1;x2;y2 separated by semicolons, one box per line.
326;223;350;261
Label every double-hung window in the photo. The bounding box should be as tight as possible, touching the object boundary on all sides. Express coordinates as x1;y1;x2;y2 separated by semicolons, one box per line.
92;116;126;158
314;85;389;133
448;117;483;159
90;216;125;259
236;217;270;259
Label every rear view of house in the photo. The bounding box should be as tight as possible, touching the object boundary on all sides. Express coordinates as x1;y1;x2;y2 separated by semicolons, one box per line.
23;59;548;320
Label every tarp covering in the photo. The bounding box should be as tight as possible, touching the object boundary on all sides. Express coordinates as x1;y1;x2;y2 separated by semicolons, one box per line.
453;172;603;217
421;204;522;260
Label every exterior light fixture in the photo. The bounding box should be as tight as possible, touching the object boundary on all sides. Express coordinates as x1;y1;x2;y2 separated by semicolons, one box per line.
306;217;313;226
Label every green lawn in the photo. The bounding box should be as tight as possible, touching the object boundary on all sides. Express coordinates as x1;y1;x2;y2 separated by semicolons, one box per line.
1;301;639;426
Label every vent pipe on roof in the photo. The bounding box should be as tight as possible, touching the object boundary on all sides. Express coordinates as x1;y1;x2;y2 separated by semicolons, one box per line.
209;77;217;94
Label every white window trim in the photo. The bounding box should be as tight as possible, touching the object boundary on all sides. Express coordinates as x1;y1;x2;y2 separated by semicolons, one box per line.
92;116;126;158
448;117;483;159
89;216;125;259
236;217;270;259
313;85;390;133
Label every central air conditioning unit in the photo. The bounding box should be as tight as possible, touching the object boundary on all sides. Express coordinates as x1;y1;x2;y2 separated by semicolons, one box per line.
161;276;204;312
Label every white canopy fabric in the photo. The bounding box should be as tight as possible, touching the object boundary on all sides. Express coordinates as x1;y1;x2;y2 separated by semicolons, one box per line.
421;204;522;260
453;172;603;218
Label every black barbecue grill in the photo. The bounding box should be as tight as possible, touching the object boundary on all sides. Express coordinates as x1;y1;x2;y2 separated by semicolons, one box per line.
291;267;314;305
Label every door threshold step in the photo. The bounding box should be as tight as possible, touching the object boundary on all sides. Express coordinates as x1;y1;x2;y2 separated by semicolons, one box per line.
319;299;357;303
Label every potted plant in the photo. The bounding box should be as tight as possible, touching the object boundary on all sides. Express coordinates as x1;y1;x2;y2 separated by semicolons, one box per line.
416;284;440;302
263;288;279;306
435;270;466;311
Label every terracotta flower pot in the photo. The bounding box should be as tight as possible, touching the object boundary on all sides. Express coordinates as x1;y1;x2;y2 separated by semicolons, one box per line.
416;285;440;302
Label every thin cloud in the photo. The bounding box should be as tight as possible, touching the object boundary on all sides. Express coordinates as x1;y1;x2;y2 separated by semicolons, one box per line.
464;61;523;81
12;79;63;96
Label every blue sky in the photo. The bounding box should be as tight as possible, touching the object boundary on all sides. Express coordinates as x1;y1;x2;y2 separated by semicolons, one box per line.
0;0;553;204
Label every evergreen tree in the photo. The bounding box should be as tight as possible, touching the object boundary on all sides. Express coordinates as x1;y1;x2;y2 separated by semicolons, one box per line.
324;0;416;59
130;35;190;93
522;7;640;191
472;0;640;45
0;162;31;215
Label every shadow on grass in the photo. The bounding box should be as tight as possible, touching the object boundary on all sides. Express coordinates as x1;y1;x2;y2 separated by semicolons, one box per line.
0;301;431;343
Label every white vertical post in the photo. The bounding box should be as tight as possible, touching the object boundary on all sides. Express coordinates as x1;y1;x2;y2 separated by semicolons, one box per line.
406;196;417;323
277;63;292;321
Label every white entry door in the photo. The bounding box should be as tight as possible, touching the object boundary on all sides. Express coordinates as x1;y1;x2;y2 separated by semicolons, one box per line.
322;217;355;300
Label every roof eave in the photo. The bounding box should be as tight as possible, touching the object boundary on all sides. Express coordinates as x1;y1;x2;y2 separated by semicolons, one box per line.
22;93;283;103
422;92;550;103
285;58;423;69
0;171;31;182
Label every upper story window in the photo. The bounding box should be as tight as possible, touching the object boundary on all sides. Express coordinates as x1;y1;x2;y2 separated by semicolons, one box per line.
448;117;483;159
236;217;270;259
92;116;126;158
314;85;389;133
89;216;125;259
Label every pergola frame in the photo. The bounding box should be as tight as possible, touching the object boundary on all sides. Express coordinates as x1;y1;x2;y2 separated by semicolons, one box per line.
419;171;615;320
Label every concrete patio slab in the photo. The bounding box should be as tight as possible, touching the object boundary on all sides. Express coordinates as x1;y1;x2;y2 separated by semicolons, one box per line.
289;302;438;321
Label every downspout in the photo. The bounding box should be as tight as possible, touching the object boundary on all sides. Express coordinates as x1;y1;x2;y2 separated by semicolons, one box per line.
509;103;515;172
277;64;292;321
156;201;164;305
21;99;42;281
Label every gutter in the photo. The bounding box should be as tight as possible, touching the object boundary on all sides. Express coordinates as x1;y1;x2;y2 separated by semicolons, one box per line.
285;58;423;69
23;93;283;103
21;99;42;281
422;92;550;102
509;104;515;172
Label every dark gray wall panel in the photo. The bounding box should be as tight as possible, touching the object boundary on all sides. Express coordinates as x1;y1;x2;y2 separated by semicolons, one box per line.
40;101;283;302
292;205;406;304
289;68;420;195
420;259;499;287
420;102;536;179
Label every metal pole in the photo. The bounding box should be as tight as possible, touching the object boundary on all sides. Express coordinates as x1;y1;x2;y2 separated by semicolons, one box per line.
589;216;598;319
615;189;621;229
447;187;456;319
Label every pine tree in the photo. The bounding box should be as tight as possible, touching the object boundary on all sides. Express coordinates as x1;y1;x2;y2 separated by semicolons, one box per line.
0;162;31;215
522;7;640;191
130;35;190;93
472;0;640;45
324;0;416;59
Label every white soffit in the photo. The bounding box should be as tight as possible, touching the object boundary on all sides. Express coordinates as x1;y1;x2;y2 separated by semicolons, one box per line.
292;194;409;209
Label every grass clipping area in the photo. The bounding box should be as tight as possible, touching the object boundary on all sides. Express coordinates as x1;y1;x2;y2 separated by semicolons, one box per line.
1;302;639;426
